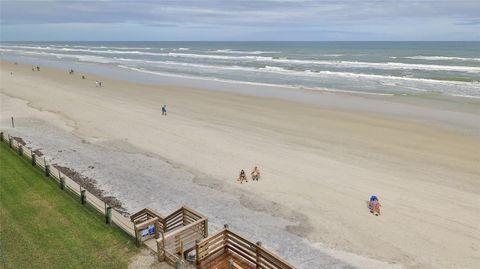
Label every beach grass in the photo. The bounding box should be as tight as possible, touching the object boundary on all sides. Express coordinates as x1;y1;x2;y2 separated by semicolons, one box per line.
0;142;138;269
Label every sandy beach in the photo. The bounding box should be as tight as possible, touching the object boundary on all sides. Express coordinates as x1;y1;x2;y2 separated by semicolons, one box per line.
1;61;479;269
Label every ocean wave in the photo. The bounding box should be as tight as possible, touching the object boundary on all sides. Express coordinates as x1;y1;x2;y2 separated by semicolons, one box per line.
4;45;480;73
213;49;278;54
48;44;154;50
7;49;479;87
165;52;272;61
15;50;119;64
260;66;479;87
269;59;480;73
399;56;480;62
0;45;155;53
162;53;480;73
119;59;480;87
117;65;395;97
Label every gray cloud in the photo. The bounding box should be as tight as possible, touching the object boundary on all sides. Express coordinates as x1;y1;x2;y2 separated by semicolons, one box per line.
0;0;479;40
1;0;479;26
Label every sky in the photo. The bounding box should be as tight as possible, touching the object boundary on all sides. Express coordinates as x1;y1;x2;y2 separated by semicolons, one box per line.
0;0;479;41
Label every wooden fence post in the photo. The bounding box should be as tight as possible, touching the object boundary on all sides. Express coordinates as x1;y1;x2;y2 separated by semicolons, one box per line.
9;136;12;148
45;164;50;177
154;221;160;239
195;240;200;266
81;189;86;204
32;153;36;166
60;177;65;190
105;206;112;224
182;207;187;225
44;158;49;177
133;222;139;247
0;132;4;141
204;219;209;237
160;232;165;261
180;240;184;258
255;241;262;268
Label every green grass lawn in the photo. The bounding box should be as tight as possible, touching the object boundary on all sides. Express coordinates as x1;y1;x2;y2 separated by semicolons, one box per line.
0;142;138;269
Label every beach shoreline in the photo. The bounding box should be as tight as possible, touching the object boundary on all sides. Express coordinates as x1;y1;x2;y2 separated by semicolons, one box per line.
2;55;480;134
1;60;479;269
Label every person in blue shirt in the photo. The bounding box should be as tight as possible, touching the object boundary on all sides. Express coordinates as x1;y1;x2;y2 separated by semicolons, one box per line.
369;195;381;216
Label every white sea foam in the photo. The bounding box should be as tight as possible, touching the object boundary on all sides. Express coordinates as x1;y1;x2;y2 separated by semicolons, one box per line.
213;49;278;54
260;66;479;87
15;50;119;64
403;56;480;61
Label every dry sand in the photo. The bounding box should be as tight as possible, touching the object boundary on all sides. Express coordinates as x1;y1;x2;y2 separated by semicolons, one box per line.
1;61;479;269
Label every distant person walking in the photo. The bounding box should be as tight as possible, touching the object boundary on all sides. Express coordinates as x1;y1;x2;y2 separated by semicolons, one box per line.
162;105;167;116
98;81;102;87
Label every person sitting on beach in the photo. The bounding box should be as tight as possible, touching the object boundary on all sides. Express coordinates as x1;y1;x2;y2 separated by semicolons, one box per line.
32;67;35;71
81;75;86;79
69;69;74;75
238;169;248;184
36;66;40;71
251;166;260;181
369;195;381;216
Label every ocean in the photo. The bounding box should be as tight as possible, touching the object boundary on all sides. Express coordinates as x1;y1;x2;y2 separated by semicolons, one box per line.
1;41;479;98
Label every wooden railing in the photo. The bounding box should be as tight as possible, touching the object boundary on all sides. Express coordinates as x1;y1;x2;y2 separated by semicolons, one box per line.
131;208;166;246
131;206;209;250
196;225;295;269
156;207;209;266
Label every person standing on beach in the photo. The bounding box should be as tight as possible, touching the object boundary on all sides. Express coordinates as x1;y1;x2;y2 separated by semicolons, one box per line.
36;66;40;71
95;80;99;87
162;105;167;116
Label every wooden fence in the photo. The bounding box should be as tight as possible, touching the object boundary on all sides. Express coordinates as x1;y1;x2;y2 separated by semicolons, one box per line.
0;131;296;269
0;131;136;238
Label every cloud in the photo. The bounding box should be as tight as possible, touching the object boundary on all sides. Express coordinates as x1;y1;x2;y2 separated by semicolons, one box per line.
0;0;479;40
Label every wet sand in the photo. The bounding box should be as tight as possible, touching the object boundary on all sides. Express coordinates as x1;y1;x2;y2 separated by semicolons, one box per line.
1;61;479;269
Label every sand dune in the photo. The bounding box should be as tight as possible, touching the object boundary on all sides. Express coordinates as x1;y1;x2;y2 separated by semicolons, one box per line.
1;61;479;269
